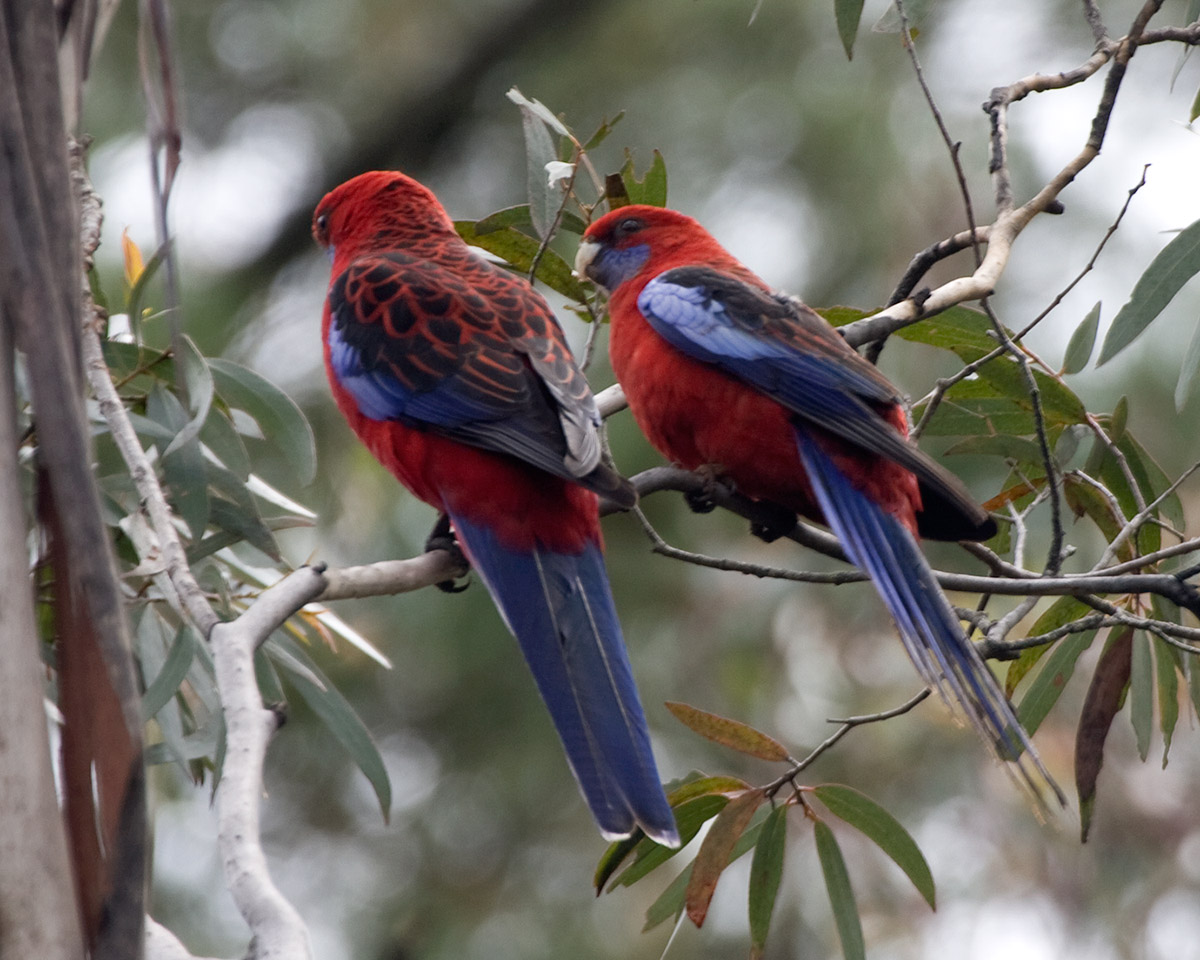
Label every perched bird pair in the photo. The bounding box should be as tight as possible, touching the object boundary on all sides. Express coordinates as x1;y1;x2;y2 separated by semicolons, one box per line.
313;171;1056;846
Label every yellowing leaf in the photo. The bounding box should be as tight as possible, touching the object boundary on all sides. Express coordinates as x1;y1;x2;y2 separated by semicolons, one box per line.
122;228;145;289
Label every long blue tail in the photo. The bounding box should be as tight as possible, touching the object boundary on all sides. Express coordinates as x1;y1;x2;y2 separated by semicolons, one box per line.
450;514;680;846
794;427;1063;805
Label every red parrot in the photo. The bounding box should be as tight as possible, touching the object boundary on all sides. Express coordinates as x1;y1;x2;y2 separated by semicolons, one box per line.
576;204;1060;800
313;172;679;845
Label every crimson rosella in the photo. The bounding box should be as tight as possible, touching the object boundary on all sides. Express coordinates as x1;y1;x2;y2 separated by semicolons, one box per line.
313;172;679;845
576;204;1060;800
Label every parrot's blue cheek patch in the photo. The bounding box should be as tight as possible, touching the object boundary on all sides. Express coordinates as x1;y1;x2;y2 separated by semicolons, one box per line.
591;243;650;290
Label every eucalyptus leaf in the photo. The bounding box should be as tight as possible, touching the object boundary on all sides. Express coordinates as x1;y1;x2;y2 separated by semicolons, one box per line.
1098;217;1200;365
814;820;865;960
1063;302;1101;374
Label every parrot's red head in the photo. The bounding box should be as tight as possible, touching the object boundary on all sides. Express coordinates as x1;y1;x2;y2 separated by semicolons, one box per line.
575;204;753;295
313;171;456;270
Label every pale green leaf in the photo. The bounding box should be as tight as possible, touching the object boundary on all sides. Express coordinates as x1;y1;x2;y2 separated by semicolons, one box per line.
814;820;865;960
1098;217;1200;364
1063;302;1101;374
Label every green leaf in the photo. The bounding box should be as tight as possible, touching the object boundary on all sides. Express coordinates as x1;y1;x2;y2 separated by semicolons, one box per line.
1130;631;1154;762
943;434;1044;464
813;784;935;909
835;0;866;58
1063;302;1101;374
748;805;787;960
642;819;766;932
1076;628;1134;841
208;358;316;485
814;819;865;960
582;111;624;152
1015;630;1096;736
1098;217;1200;364
474;204;587;238
147;384;209;539
664;701;791;761
200;406;251;481
1006;597;1093;696
1175;319;1200;411
141;625;197;721
271;637;392;820
162;334;215;459
609;795;728;890
1154;637;1181;767
1191;83;1200;123
454;221;587;302
685;790;764;927
619;149;668;207
507;87;565;240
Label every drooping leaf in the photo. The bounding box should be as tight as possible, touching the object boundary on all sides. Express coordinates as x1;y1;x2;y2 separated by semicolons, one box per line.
748;805;788;960
146;384;209;539
1076;628;1134;841
835;0;866;58
140;624;196;721
685;790;764;927
1063;302;1101;374
1129;631;1154;762
1006;597;1093;696
454;221;587;302
269;636;391;820
1154;637;1181;767
813;784;935;909
1014;630;1096;736
642;818;766;932
208;358;316;485
1174;318;1200;411
507;87;565;240
814;819;865;960
665;701;791;761
1098;217;1200;365
162;335;215;459
200;406;251;481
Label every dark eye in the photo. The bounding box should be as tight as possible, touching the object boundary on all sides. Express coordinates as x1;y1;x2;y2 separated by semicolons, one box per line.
614;217;643;238
315;213;329;234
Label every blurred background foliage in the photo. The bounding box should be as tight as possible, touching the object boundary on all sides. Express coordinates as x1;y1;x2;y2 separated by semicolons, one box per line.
75;0;1200;957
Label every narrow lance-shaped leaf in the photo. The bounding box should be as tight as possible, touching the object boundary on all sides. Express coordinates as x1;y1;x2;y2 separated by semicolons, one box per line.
835;0;866;58
1062;302;1101;374
814;819;866;960
140;624;196;722
1006;596;1093;696
620;149;668;207
1129;631;1154;762
813;784;935;909
748;805;788;960
1098;217;1200;365
208;358;317;485
506;87;562;240
1174;318;1200;411
1076;628;1134;842
685;789;765;927
1154;637;1181;767
642;817;768;933
1015;631;1096;737
665;701;790;761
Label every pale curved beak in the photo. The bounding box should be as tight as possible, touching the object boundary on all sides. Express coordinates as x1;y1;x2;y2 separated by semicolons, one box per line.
573;237;603;289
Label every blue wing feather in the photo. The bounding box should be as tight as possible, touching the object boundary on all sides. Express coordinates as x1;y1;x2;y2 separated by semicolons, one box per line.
449;513;680;845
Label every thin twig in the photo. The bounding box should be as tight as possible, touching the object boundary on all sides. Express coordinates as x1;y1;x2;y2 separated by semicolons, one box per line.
763;690;932;795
